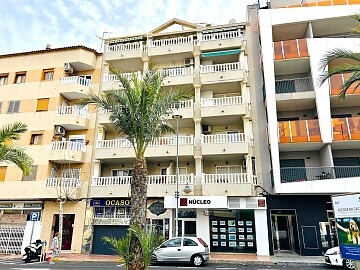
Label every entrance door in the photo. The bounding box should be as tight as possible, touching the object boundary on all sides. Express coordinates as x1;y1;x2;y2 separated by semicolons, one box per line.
271;212;299;252
178;220;196;237
54;214;74;250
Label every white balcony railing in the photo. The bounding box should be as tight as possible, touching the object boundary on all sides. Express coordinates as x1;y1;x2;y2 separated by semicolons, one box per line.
200;62;243;73
96;139;132;148
45;177;82;187
200;96;244;107
202;173;252;184
56;106;90;118
106;41;142;52
162;66;194;77
169;99;194;110
150;135;194;146
60;76;93;88
94;213;131;219
102;71;142;83
149;36;193;47
201;133;246;144
201;29;243;41
92;174;194;186
50;141;86;152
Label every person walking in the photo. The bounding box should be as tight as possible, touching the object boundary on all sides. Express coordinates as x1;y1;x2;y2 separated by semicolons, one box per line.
49;232;60;264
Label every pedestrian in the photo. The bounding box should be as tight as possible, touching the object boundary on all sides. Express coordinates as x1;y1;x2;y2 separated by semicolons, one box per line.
49;232;60;264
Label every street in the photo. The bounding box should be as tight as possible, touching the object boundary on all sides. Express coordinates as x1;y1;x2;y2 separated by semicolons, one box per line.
0;259;336;270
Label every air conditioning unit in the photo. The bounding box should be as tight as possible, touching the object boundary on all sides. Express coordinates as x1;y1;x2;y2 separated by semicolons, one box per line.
54;125;66;137
202;125;212;134
184;58;194;67
64;63;74;74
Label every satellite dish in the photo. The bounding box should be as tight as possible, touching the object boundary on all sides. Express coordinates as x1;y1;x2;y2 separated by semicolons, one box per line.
229;19;236;24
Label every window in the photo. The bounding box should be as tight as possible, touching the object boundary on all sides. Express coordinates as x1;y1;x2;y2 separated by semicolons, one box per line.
0;167;6;181
22;165;38;181
184;238;198;246
7;100;20;113
30;133;43;145
43;69;54;81
36;98;49;111
14;72;26;84
0;74;8;85
0;102;2;113
162;238;181;248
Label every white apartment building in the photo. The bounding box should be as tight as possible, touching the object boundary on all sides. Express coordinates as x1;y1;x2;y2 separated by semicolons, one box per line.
85;18;270;255
249;0;360;256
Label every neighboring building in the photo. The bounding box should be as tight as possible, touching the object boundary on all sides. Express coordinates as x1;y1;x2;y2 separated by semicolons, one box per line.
0;46;102;254
85;18;270;255
249;0;360;256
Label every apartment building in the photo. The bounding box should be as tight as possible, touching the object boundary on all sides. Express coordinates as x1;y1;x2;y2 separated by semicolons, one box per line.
249;0;360;256
85;18;270;255
0;46;101;254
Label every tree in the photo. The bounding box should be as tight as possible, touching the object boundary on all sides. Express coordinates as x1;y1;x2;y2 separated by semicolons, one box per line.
78;67;192;270
319;15;360;100
0;122;33;175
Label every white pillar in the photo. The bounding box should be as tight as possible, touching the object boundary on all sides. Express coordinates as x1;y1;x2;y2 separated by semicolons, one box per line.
255;209;270;256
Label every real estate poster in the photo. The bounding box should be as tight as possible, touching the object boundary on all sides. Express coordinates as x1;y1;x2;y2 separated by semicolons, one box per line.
332;193;360;261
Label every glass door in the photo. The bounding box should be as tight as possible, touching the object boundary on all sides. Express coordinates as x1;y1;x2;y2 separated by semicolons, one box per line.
271;212;298;252
178;219;196;237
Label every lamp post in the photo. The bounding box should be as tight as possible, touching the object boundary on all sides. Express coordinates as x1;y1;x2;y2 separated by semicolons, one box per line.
172;103;182;237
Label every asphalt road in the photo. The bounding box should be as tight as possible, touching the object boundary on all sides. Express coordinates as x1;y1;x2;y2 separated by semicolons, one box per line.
0;259;335;270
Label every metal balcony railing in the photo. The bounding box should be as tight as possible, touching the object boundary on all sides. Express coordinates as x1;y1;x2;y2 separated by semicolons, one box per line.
201;29;243;41
50;141;86;152
106;41;142;52
200;62;243;73
56;106;90;118
202;173;254;184
275;77;314;94
201;133;246;144
278;119;321;143
280;166;360;183
149;36;193;47
45;178;82;187
201;96;244;107
60;76;93;88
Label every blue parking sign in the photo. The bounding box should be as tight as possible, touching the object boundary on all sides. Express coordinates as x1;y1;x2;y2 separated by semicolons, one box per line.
30;212;40;221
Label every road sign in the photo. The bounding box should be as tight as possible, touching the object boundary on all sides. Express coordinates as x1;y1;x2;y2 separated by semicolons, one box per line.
30;212;40;221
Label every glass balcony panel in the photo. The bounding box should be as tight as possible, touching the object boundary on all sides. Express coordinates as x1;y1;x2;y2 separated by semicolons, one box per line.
333;0;347;4
274;41;283;60
282;40;299;59
298;39;309;57
318;1;332;6
329;74;343;95
343;73;360;94
278;119;321;143
332;117;350;140
350;116;360;139
307;119;321;141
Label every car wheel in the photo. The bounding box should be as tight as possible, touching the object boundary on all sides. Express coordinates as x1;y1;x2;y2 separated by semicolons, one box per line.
191;254;204;266
344;259;355;269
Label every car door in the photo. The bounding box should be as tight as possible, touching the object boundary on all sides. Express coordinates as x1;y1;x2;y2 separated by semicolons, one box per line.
181;238;199;262
156;238;182;262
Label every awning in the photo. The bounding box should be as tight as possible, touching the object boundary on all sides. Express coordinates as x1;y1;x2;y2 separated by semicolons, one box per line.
201;49;241;58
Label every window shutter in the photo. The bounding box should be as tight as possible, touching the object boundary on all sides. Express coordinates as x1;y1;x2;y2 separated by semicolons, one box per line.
0;167;6;181
36;99;49;111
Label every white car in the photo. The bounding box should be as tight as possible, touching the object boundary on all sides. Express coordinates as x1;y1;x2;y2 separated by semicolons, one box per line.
324;246;355;269
152;236;210;266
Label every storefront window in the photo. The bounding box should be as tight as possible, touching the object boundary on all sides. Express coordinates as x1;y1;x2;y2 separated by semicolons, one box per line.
209;209;256;253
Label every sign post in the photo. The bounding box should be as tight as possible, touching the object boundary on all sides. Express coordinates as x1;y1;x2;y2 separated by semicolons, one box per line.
29;212;40;244
332;193;360;270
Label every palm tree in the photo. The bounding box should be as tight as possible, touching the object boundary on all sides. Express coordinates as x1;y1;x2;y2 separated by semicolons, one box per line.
0;122;33;175
78;67;192;270
319;15;360;100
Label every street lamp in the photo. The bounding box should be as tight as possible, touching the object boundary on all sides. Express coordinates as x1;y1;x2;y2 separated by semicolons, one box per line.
172;103;182;237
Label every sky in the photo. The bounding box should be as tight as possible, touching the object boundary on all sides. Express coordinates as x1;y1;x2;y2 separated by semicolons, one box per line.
0;0;257;55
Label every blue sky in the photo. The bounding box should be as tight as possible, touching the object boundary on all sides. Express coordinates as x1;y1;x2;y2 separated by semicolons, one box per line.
0;0;255;55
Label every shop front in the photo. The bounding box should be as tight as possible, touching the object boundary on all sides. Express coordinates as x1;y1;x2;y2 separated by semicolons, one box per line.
164;196;270;256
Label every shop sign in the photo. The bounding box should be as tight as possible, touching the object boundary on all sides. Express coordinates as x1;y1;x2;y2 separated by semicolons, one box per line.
24;203;43;209
0;214;27;224
164;196;228;209
0;203;13;209
148;201;166;216
90;198;131;207
332;193;360;261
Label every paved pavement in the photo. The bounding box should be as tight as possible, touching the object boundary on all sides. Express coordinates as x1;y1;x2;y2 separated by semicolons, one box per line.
0;250;325;266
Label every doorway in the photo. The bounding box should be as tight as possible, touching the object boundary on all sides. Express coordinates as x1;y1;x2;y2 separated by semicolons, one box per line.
178;219;197;237
54;214;75;250
271;210;299;253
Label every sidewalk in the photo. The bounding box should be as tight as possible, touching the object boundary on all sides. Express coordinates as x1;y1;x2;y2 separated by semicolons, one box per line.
0;251;325;266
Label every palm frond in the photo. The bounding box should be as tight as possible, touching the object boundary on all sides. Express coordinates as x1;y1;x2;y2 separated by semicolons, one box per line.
0;122;28;142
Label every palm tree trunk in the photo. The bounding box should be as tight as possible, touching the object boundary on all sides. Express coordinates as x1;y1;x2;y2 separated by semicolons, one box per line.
129;157;148;270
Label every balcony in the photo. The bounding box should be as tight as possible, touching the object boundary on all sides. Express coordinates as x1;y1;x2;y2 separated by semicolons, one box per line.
102;71;142;91
148;36;194;57
281;0;360;8
274;39;309;60
329;73;360;107
90;174;194;197
278;119;321;144
55;106;90;130
201;173;256;196
332;116;360;142
200;29;244;51
45;177;84;200
105;41;143;61
45;177;82;187
201;96;246;117
93;212;131;225
49;141;86;163
59;76;93;100
162;66;194;86
200;62;244;84
201;133;248;156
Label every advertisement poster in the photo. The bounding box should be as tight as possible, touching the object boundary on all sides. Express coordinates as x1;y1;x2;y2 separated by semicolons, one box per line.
332;193;360;261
